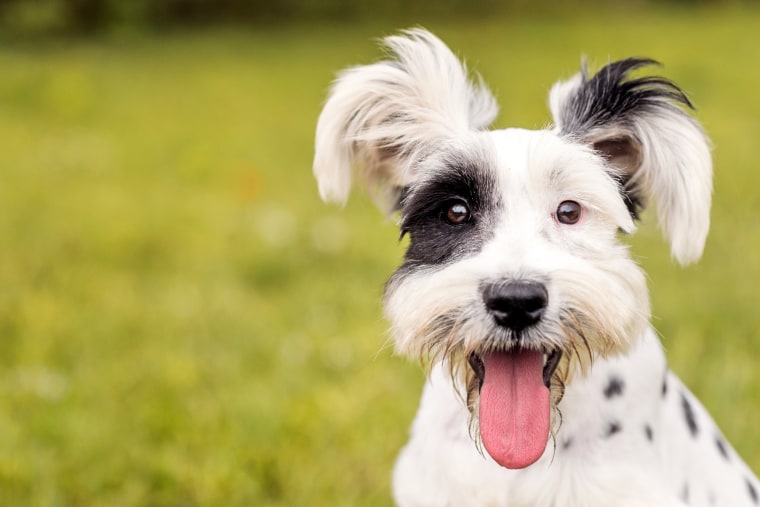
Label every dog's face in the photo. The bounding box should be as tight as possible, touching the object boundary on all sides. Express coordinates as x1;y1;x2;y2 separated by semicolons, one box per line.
385;128;648;468
313;29;712;470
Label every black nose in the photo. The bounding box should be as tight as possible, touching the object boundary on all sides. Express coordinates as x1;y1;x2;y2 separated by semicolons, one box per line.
482;281;548;332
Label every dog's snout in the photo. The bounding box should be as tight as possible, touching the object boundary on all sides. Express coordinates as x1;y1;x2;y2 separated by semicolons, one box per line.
482;281;548;332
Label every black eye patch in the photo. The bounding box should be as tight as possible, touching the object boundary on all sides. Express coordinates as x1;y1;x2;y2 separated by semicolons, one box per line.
399;158;500;267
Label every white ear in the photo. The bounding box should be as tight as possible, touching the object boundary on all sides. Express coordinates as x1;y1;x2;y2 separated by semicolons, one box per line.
313;28;498;212
549;59;712;265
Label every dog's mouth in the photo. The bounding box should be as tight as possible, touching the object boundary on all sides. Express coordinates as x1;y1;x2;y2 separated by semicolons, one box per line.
469;348;561;390
467;348;562;469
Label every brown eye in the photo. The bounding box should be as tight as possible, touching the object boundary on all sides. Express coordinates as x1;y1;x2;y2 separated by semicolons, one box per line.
444;201;471;225
556;200;582;225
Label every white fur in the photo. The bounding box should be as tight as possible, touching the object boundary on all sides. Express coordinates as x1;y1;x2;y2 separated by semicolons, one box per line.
314;28;497;210
384;129;649;367
313;29;757;507
395;330;758;507
549;71;713;265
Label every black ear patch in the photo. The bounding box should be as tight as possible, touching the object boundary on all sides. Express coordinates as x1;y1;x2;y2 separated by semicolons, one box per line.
556;58;693;137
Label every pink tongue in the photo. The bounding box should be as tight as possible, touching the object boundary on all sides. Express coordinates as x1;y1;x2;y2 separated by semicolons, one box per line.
479;349;550;469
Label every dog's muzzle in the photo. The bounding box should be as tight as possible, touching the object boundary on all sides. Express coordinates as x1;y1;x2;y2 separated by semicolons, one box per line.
469;280;562;469
476;279;560;388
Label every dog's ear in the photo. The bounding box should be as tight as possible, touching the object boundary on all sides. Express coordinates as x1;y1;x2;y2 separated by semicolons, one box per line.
549;58;712;265
313;28;498;212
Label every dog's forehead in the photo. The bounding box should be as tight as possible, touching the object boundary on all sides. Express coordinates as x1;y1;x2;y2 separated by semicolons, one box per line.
472;127;625;215
486;127;599;185
480;127;633;229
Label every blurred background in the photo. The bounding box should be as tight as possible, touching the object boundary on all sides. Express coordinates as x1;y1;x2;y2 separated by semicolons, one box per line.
1;0;759;505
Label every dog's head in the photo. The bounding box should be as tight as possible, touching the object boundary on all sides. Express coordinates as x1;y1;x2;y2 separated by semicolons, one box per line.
313;29;712;469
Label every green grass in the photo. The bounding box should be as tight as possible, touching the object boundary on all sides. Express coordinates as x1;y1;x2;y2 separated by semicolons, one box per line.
1;6;760;505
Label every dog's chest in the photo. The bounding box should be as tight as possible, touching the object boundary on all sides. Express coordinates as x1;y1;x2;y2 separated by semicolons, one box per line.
393;328;759;507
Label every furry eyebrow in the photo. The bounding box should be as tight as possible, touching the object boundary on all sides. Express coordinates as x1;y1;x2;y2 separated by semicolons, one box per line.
403;159;494;207
400;170;479;229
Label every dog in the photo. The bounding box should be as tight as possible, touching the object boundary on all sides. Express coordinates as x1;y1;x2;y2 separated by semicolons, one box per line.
312;28;759;507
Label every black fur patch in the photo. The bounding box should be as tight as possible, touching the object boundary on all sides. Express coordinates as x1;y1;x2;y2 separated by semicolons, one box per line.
556;58;693;137
604;421;622;438
644;425;653;442
748;478;759;505
715;435;729;461
398;154;499;268
680;391;698;437
603;375;625;399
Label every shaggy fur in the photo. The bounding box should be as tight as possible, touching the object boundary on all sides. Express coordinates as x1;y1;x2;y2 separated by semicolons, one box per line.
313;29;757;507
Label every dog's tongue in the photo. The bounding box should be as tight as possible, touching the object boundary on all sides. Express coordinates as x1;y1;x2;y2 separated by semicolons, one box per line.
479;349;550;469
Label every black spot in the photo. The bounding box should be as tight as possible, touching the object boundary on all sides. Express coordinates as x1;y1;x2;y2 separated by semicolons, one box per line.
715;435;729;461
603;375;625;399
747;477;758;504
562;438;572;450
662;375;668;398
681;482;689;503
644;425;653;442
680;392;698;437
604;421;622;438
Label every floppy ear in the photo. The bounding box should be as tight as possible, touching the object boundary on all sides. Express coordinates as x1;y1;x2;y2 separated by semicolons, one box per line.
313;28;498;212
549;58;712;265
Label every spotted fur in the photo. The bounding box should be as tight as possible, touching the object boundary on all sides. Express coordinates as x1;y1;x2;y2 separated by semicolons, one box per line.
314;28;756;507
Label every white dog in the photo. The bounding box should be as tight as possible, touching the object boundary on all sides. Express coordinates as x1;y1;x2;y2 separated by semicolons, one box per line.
313;29;758;507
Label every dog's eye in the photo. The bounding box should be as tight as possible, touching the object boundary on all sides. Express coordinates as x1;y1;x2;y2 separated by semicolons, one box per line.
556;200;582;225
443;201;471;225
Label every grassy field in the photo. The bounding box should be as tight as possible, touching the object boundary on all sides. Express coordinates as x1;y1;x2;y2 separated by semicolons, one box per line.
1;6;760;506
